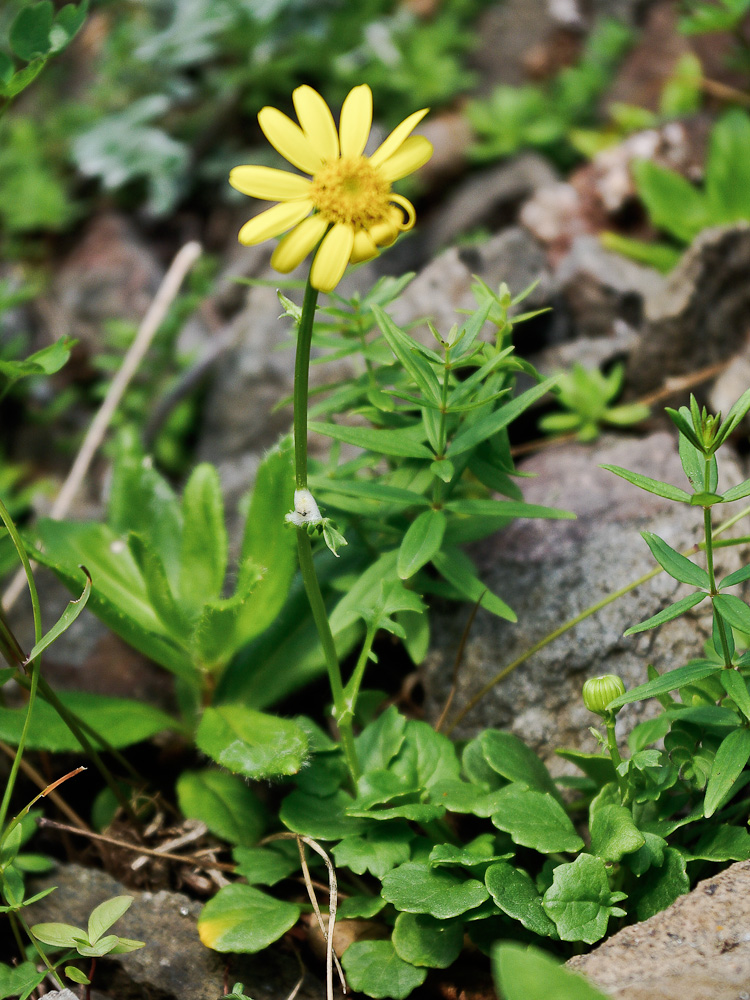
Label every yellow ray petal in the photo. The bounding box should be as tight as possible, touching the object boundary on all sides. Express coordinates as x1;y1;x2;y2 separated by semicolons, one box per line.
271;214;330;273
350;229;379;264
369;209;401;247
368;107;429;168
258;107;324;175
310;223;355;292
339;84;373;158
377;135;433;182
293;85;339;162
229;165;312;201
238;200;313;245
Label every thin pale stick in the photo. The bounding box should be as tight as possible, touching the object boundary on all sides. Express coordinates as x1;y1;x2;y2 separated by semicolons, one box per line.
2;240;203;612
265;832;346;995
38;817;235;872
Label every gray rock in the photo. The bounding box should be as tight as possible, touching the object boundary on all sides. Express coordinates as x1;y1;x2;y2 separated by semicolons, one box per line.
554;235;664;338
420;154;558;258
420;432;749;768
26;863;323;1000
388;228;553;346
39;991;79;1000
41;213;163;355
630;224;750;395
569;860;750;1000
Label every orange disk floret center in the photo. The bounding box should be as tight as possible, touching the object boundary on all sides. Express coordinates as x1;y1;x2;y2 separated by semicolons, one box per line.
310;156;391;230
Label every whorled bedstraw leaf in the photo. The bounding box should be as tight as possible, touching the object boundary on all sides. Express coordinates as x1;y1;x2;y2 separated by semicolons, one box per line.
623;592;708;636
491;786;584;854
703;726;750;817
640;531;709;588
493;942;610;1000
542;854;627;944
373;304;442;407
447;376;559;457
485;861;558;937
380;862;489;918
195;705;308;780
342;940;427;1000
197;883;300;953
719;670;750;723
309;421;433;459
432;548;516;621
713;594;750;634
600;464;692;503
176;769;267;847
607;661;721;709
392;912;464;968
397;509;446;580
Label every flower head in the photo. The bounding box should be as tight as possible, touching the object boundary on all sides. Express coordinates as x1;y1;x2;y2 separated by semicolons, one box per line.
582;674;626;717
229;85;432;292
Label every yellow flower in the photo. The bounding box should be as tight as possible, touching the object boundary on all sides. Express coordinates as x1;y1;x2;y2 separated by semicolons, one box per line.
229;84;432;293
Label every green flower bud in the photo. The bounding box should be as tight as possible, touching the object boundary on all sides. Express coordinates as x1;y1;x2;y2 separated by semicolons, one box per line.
582;674;626;716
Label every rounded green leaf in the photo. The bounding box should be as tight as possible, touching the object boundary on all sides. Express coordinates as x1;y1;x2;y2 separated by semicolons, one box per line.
10;2;54;61
280;789;365;841
493;942;610;1000
542;855;627;944
196;705;308;779
380;862;488;918
629;847;689;920
589;805;645;862
176;769;267;846
197;884;299;953
485;862;557;937
232;847;297;887
491;786;583;854
392;912;463;968
342;940;427;1000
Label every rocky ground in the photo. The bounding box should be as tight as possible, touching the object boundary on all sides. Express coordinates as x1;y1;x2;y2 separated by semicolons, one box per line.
6;0;750;996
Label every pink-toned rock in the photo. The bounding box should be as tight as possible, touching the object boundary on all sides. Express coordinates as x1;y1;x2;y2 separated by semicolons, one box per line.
569;861;750;1000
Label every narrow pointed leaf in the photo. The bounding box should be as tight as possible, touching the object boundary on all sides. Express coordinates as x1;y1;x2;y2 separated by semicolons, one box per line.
447;377;559;457
397;509;446;579
309;421;433;459
601;465;691;503
713;594;750;634
607;660;722;709
432;548;516;621
640;532;709;588
623;592;707;636
25;568;91;663
373;305;442;406
704;727;750;817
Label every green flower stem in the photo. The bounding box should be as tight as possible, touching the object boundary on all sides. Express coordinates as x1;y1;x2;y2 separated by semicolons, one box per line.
605;716;629;803
446;501;750;734
15;912;64;990
343;625;377;710
0;497;43;836
293;278;318;490
293;276;360;783
704;459;733;667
